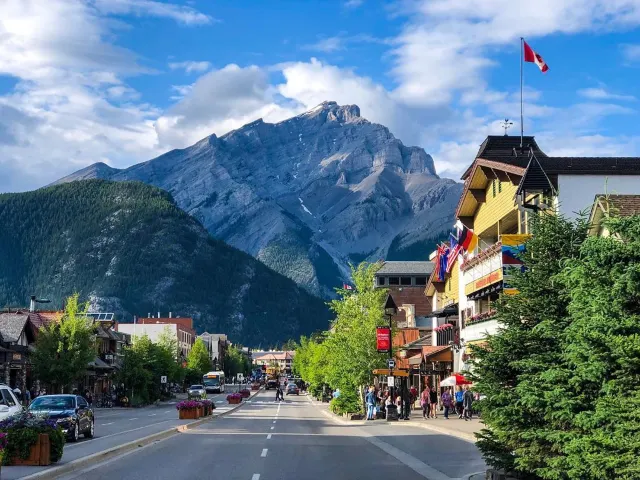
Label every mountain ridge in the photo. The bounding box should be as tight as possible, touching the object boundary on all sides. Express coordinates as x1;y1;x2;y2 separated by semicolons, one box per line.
55;101;462;296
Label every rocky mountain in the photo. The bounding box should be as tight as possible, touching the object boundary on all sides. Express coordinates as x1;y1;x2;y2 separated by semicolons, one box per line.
56;102;462;297
0;180;331;345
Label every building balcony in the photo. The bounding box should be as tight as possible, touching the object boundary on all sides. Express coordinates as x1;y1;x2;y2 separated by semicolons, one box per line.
462;242;503;296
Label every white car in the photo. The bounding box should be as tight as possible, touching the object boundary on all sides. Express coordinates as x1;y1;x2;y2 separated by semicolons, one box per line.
0;384;23;420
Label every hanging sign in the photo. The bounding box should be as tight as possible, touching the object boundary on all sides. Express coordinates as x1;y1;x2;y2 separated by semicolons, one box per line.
376;327;391;353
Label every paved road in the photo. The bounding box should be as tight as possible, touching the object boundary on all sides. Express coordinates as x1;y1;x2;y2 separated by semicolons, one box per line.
58;390;487;480
4;388;247;480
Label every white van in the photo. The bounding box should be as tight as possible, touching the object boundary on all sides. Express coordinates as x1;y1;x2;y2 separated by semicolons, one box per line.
0;384;23;420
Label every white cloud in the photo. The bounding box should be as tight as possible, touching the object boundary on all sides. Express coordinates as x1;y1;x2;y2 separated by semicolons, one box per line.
578;87;636;101
168;61;212;73
92;0;215;25
344;0;364;8
302;33;388;53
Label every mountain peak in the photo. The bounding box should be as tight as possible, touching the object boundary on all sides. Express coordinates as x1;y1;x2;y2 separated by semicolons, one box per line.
299;101;361;124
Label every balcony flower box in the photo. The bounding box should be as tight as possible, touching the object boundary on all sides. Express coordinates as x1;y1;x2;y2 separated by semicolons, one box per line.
227;393;242;405
466;310;497;326
176;400;203;419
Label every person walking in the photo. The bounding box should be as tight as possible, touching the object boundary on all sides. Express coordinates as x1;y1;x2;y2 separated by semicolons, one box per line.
420;386;430;419
441;388;453;419
429;386;438;418
463;385;474;421
365;386;376;420
455;386;464;419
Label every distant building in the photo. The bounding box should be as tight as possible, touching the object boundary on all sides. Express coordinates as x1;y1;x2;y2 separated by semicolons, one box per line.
116;322;194;360
252;351;295;374
589;194;640;237
374;261;434;329
198;333;228;369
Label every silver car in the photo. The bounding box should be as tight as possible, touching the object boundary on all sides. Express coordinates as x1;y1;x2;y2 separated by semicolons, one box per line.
187;385;206;399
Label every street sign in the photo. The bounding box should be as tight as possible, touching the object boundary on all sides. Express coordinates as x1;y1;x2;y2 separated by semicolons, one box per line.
160;376;167;384
387;359;395;369
387;376;394;386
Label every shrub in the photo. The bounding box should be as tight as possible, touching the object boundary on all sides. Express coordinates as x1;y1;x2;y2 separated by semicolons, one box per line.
329;390;362;415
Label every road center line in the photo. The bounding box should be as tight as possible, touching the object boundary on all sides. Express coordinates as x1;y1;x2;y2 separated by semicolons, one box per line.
270;426;274;430
272;420;276;424
148;414;156;416
267;434;272;439
261;448;268;457
101;422;114;426
252;475;260;480
65;420;172;447
129;418;138;420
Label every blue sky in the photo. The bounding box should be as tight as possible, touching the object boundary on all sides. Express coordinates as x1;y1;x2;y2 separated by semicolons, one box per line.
1;0;640;192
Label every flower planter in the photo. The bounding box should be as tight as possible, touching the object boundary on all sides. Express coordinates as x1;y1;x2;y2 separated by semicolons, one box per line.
251;384;260;391
228;397;241;405
10;434;51;466
178;408;199;420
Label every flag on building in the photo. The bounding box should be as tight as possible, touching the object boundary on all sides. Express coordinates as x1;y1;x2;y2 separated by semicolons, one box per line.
458;226;478;253
434;243;450;282
523;40;549;73
343;284;353;290
446;232;461;273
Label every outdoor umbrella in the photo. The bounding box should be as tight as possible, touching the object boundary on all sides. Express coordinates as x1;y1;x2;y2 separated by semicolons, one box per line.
440;373;472;387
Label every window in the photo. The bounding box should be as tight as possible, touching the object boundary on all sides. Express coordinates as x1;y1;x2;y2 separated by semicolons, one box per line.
492;180;496;198
77;397;88;408
388;277;400;285
377;276;386;286
498;180;502;193
400;277;411;286
1;388;16;407
415;276;427;286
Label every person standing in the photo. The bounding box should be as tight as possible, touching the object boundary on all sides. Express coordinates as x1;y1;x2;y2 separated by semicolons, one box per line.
429;387;438;418
420;386;430;419
441;388;453;419
463;385;474;421
455;386;464;419
365;386;376;420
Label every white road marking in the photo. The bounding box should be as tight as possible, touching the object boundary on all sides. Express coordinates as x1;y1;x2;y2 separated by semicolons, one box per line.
261;448;268;457
270;426;274;430
216;401;223;403
272;420;276;424
267;434;272;439
130;418;138;420
148;414;156;417
65;420;171;448
252;475;260;480
101;422;114;426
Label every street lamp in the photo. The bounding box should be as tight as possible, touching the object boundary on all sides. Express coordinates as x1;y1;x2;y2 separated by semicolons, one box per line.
383;294;398;420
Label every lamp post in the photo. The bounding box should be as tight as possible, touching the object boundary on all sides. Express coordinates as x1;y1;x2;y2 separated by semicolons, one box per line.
384;294;398;420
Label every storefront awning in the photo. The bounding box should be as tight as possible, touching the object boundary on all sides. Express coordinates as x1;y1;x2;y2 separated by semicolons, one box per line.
430;304;458;318
422;345;453;362
467;281;503;300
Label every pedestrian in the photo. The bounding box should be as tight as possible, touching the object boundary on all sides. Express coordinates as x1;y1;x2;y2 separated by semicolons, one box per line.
365;386;376;420
420;386;429;419
455;386;464;419
463;385;474;421
442;388;453;419
24;388;31;406
410;385;418;409
429;387;438;418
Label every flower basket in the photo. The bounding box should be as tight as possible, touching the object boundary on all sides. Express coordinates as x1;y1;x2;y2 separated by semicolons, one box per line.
227;393;242;404
176;400;203;419
239;389;251;398
10;434;51;466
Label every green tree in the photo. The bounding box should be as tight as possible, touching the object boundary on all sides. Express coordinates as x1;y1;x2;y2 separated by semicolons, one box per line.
32;293;96;393
156;326;181;383
224;345;250;377
282;339;298;351
187;338;211;377
472;213;589;477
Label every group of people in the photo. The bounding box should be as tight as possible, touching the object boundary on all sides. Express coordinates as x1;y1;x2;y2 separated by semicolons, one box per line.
365;385;412;420
421;385;474;420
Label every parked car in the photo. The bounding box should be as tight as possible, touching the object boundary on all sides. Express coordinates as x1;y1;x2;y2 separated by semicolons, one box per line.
286;383;299;395
0;384;23;421
28;394;94;442
187;385;206;399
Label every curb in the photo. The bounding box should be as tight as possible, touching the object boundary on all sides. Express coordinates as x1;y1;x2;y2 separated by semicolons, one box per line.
392;419;478;443
20;388;263;480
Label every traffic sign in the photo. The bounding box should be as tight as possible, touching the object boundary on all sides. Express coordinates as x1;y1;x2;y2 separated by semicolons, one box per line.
387;359;395;369
160;376;167;384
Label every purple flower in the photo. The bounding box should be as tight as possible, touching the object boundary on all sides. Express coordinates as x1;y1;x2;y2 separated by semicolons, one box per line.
175;400;203;410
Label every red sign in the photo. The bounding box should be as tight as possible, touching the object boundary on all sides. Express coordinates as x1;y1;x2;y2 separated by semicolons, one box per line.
376;327;391;352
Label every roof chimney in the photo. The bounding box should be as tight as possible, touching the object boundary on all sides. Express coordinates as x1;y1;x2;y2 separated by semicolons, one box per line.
169;312;172;318
30;295;36;313
158;311;160;318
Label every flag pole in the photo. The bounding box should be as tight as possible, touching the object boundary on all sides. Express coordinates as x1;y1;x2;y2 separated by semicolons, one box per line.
520;37;524;148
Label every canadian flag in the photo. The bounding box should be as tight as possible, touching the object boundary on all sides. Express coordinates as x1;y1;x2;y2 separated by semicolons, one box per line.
523;40;549;73
343;284;353;290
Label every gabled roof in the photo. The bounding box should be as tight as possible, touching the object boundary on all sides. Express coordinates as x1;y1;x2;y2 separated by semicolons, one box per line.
0;313;30;343
376;261;434;276
461;136;544;180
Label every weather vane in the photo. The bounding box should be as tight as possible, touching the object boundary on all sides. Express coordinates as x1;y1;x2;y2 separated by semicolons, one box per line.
500;118;513;136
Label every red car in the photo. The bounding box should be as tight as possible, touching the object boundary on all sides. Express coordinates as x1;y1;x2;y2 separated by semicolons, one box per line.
286;383;299;395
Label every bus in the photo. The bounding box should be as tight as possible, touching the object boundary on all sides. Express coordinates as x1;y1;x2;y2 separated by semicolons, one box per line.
203;371;225;393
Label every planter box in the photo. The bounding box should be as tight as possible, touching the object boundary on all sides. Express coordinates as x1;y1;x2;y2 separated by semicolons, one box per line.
10;433;51;466
178;408;199;420
251;385;260;391
196;407;203;418
228;398;242;405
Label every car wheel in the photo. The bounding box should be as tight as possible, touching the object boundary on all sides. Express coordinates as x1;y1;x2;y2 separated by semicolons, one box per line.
85;420;94;438
70;422;79;442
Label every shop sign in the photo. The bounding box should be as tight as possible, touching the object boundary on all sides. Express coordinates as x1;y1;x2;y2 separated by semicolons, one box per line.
12;353;21;361
376;327;391;353
466;269;502;295
501;234;530;295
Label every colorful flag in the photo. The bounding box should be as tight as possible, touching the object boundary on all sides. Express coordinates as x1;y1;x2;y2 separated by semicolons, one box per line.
458;226;478;253
343;284;353;290
523;40;549;73
446;232;461;273
435;244;450;282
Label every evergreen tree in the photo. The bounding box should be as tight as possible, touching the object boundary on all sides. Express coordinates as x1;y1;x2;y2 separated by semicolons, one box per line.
472;213;588;477
32;293;96;393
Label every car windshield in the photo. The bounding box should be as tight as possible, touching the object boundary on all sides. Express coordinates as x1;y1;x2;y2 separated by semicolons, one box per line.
29;396;74;411
190;385;203;390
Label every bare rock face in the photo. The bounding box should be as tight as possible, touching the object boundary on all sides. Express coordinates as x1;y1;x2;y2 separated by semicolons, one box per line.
55;101;462;297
